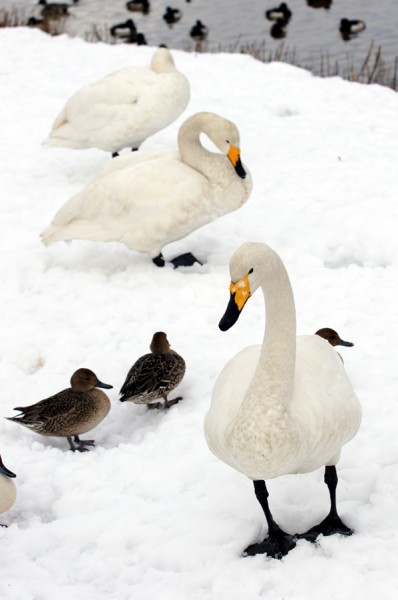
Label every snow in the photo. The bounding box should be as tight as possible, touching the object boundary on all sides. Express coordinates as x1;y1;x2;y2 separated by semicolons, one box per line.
1;26;398;599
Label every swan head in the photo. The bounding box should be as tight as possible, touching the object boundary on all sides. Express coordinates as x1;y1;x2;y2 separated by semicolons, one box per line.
196;112;247;179
150;47;176;73
219;242;280;331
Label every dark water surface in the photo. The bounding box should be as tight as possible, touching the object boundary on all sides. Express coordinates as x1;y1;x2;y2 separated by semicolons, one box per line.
5;0;398;71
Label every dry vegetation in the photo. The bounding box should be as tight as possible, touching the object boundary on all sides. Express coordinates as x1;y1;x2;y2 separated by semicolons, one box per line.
1;8;397;91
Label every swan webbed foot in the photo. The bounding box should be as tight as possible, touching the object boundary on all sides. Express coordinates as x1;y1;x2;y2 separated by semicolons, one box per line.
170;252;203;268
243;531;296;559
298;514;354;542
152;254;166;267
111;151;119;158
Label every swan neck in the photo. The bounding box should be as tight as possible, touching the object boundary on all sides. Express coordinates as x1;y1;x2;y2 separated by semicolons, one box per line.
252;266;296;406
178;119;210;168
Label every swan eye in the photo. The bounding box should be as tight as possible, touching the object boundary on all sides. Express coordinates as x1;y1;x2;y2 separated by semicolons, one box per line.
248;268;253;274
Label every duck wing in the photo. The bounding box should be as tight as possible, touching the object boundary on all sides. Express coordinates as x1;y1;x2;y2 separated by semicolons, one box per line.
8;389;83;432
120;353;185;401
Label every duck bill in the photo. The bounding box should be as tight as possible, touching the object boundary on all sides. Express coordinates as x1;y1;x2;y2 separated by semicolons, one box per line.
227;145;247;179
96;381;113;389
219;274;251;331
0;456;16;478
338;339;354;347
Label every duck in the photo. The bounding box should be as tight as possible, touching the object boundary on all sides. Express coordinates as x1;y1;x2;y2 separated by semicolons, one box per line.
0;454;16;523
163;6;182;25
204;242;361;559
315;328;354;348
120;332;186;409
6;369;112;453
42;47;190;156
265;3;292;22
307;0;332;8
190;20;208;41
109;18;137;39
40;112;252;268
339;18;366;37
126;0;150;14
316;327;354;363
38;0;70;18
270;19;288;39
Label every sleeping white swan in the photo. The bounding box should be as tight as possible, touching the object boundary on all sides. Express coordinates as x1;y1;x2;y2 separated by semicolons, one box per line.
42;47;190;156
204;242;361;558
40;112;252;268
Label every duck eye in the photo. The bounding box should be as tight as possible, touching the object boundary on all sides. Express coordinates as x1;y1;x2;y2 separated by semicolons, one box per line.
226;139;230;144
248;268;253;274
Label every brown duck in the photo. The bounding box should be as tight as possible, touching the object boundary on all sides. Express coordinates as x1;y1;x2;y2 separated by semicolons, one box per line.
120;332;185;409
6;368;112;452
315;328;354;348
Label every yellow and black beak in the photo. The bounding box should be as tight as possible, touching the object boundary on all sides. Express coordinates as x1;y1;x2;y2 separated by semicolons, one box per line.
219;274;251;331
227;145;247;179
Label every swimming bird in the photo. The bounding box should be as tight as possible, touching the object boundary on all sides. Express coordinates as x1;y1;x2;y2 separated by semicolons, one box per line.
110;18;137;39
120;332;186;409
42;47;190;156
204;242;361;559
316;328;354;348
265;3;292;22
126;0;150;14
270;19;288;39
40;112;252;268
190;20;208;41
339;18;366;37
307;0;332;8
0;455;16;522
163;6;182;24
6;369;112;452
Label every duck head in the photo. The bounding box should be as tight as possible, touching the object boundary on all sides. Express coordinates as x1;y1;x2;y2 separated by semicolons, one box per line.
70;368;113;392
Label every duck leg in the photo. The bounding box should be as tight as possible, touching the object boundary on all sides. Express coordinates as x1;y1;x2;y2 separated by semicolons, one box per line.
298;466;353;542
66;435;94;452
147;395;182;410
244;480;296;559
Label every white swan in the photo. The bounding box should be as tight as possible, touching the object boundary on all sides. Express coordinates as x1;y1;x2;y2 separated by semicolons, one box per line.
204;242;361;558
0;454;16;523
42;47;190;156
41;112;252;268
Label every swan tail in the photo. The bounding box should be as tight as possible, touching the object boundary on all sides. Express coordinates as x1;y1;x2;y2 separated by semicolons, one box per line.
40;220;113;246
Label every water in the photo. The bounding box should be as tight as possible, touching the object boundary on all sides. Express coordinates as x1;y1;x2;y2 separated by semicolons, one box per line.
4;0;398;72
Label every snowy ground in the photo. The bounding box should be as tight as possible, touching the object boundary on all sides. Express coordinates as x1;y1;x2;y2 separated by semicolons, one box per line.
1;27;398;600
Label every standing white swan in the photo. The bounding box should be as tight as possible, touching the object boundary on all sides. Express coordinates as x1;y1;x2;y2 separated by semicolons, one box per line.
42;47;190;156
40;112;252;268
204;242;361;558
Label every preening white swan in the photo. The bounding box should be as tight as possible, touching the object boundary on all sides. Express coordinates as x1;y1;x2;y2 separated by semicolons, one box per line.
42;47;190;156
40;112;252;268
204;242;361;558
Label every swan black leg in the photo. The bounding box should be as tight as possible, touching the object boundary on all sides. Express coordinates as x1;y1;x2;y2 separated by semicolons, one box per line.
111;151;119;158
152;254;166;267
244;480;296;559
298;466;353;542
